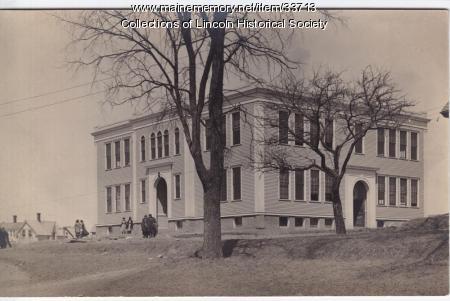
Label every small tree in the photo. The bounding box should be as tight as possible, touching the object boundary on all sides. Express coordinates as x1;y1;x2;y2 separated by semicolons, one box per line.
61;11;294;257
254;67;413;234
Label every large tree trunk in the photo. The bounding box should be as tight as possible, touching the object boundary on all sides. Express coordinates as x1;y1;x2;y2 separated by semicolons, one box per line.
332;187;347;235
201;13;227;259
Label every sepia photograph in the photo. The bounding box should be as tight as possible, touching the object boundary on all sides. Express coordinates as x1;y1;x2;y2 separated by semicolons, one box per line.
0;2;448;297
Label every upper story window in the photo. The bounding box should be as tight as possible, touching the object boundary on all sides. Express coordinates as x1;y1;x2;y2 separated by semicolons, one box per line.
124;138;130;166
324;118;333;149
411;132;418;160
377;128;385;156
279;168;289;200
354;123;363;154
164;130;169;157
400;131;407;159
377;176;385;205
295;113;304;146
388;129;396;158
175;174;181;199
232;166;241;200
310;169;320;202
150;133;156;159
278;111;289;144
140;136;146;161
205;119;211;151
232;112;240;145
295;169;304;201
310;120;319;148
174;128;180;155
114;141;121;167
105;143;112;170
157;131;162;158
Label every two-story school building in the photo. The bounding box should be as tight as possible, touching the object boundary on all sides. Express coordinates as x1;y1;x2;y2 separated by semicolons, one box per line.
92;88;429;236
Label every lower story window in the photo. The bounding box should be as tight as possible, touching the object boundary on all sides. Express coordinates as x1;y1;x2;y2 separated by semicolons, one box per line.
279;216;289;227
295;217;304;227
176;221;183;230
324;218;333;227
234;217;242;227
310;218;318;228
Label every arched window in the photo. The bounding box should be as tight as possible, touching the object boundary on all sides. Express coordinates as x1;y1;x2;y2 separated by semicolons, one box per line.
164;130;169;157
150;133;156;160
140;136;146;161
174;128;180;155
157;131;162;158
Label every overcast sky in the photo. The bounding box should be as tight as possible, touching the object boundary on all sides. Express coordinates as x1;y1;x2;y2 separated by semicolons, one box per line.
0;10;447;228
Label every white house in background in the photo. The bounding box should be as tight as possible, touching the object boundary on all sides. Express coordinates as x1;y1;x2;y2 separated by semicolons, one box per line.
14;213;57;242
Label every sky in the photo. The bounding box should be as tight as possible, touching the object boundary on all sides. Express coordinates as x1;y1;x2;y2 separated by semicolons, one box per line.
0;10;448;228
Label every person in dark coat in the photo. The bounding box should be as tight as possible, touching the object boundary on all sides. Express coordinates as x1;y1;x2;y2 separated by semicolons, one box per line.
80;220;89;237
141;215;149;238
126;217;134;234
0;227;11;249
148;214;158;238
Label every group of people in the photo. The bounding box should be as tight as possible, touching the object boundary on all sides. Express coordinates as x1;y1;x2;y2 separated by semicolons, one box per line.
0;227;12;249
120;217;134;235
74;219;89;239
141;214;157;238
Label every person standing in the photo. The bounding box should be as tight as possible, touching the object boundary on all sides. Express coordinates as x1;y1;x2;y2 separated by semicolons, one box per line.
126;217;134;234
120;217;127;235
141;215;149;238
74;220;81;239
80;220;89;237
148;214;157;238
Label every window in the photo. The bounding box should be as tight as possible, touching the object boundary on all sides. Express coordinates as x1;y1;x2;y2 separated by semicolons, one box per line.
220;169;227;202
279;169;289;200
279;216;288;227
115;141;121;167
125;183;131;211
279;111;289;144
141;179;147;203
28;229;32;237
400;178;407;206
175;174;181;199
411;179;418;207
325;218;333;227
377;128;385;156
232;167;241;200
310;218;318;228
115;185;121;212
222;115;227;147
310;170;320;202
400;131;407;159
140;136;146;161
232;112;240;145
106;187;112;213
150;133;156;159
324;118;333;148
205;119;211;150
325;174;333;202
124;138;130;166
295;217;304;227
174;128;180;155
355;123;363;154
377;220;385;228
22;230;26;237
176;221;183;230
295;113;304;146
377;176;385;205
163;130;169;156
157;131;162;158
310;120;319;148
389;177;396;206
389;129;396;157
295;169;304;201
106;143;112;169
411;132;418;160
234;217;242;227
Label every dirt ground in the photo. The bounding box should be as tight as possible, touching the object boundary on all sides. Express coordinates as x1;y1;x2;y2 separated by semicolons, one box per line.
0;220;448;296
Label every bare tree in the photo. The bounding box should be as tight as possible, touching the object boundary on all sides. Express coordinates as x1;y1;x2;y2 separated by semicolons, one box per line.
253;67;414;234
60;10;294;258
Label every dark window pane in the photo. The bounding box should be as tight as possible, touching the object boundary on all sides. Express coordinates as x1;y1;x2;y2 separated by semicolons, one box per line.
295;169;304;200
325;174;333;202
220;169;227;202
377;128;385;156
141;179;146;203
389;177;396;206
355;123;363;154
157;131;162;158
175;128;180;155
325;218;333;227
232;112;240;145
400;178;407;205
324;118;333;148
377;176;385;205
124;138;130;166
389;129;396;157
115;141;121;166
233;167;241;200
310;120;319;148
400;131;407;159
411;132;418;160
125;184;130;211
141;136;146;161
279;111;289;144
106;187;112;213
310;170;320;201
310;218;318;227
411;179;418;207
279;169;289;199
295;114;304;146
164;130;169;156
150;134;156;159
106;143;111;169
295;217;304;227
115;185;121;212
279;216;288;227
175;175;181;199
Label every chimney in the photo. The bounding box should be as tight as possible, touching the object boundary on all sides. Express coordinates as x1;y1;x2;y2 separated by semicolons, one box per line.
37;213;41;223
13;215;17;223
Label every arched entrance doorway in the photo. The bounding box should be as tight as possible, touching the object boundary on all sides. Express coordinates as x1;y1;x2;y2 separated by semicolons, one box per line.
353;181;368;227
155;177;168;228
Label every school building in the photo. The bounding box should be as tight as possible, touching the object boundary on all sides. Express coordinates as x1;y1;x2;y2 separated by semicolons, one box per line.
92;88;428;236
